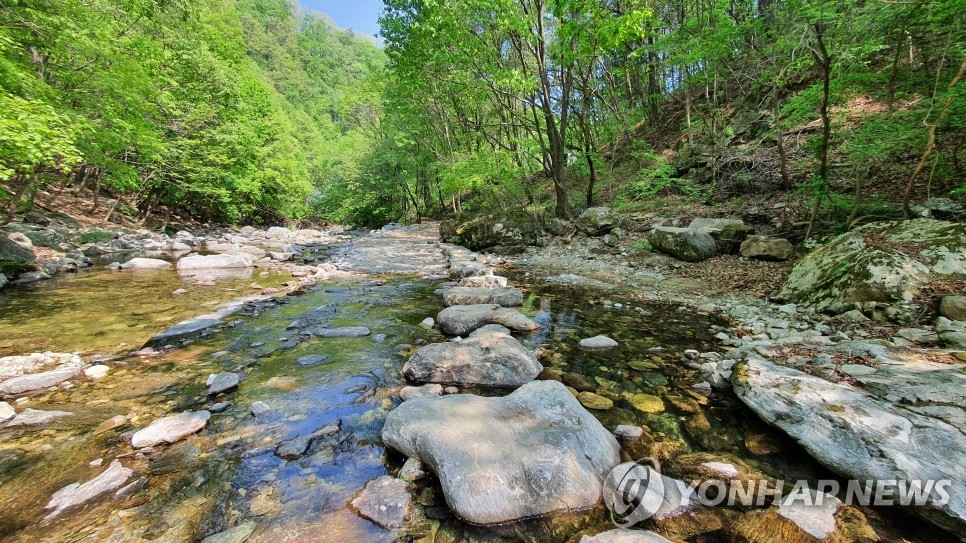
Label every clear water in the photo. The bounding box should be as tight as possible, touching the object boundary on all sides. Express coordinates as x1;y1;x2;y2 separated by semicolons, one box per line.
0;268;954;542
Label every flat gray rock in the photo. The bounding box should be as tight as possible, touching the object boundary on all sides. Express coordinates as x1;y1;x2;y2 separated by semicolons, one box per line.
44;460;133;519
295;354;328;366
131;411;211;449
120;258;171;270
399;384;443;401
276;434;311;459
437;304;539;336
404;331;542;388
311;326;372;338
351;475;411;529
580;530;674;543
733;356;965;531
0;367;81;395
145;302;248;347
207;372;240;396
5;408;74;427
442;287;523;307
382;380;620;525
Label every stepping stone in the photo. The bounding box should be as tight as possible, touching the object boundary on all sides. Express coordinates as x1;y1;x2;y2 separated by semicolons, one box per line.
437;304;539;336
403;331;542;388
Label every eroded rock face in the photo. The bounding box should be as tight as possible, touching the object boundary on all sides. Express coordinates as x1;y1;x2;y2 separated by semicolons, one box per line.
131;411;211;449
647;227;716;262
442;287;523;307
382;380;620;525
778;219;966;321
437;304;539;336
405;331;542;388
732;356;965;532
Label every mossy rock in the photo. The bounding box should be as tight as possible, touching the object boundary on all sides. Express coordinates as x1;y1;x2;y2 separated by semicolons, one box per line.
439;212;538;254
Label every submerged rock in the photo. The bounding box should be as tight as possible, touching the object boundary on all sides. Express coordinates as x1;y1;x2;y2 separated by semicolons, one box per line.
442;286;523;307
437;304;539;336
44;460;133;519
311;326;372;338
200;521;257;543
276;435;312;460
5;408;73;427
0;367;81;395
382;380;620;525
131;411;211;449
403;331;542;388
733;356;965;531
351;475;411;529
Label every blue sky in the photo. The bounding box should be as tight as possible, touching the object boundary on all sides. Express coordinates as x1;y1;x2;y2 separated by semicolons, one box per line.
299;0;384;38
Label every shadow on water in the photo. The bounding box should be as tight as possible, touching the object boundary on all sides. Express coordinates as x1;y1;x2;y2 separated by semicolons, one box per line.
0;270;955;542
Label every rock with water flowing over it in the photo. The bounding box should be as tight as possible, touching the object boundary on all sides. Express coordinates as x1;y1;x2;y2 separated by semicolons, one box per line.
5;408;74;427
119;258;172;270
733;355;966;532
351;475;411;529
0;367;82;396
442;287;523;307
580;530;675;543
44;460;133;519
437;304;539;336
382;380;620;525
403;331;542;388
200;521;257;543
131;411;211;449
310;326;372;338
177;253;254;270
647;227;717;262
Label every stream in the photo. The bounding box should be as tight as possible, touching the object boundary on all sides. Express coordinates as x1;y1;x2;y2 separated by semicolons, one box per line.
0;227;954;543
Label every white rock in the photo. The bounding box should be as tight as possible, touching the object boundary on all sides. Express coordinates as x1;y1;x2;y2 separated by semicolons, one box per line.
177;253;254;270
131;411;211;449
579;335;619;350
777;488;842;539
700;461;739;479
44;460;133;519
0;401;15;422
119;258;172;270
84;365;110;380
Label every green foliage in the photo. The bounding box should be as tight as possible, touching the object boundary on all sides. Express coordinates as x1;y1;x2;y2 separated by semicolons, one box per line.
74;229;116;245
630;240;653;253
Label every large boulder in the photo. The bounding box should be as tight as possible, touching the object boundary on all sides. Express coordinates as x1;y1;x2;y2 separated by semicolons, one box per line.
777;220;965;320
576;207;618;235
647;227;716;262
382;380;621;525
1;233;36;263
940;296;966;322
439;212;538;254
437;304;540;336
442;286;523;307
176;253;254;270
739;236;794;261
403;331;542;387
732;356;965;532
688;217;744;232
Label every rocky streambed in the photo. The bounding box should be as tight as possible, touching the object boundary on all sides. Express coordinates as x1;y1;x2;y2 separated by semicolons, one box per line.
0;221;961;543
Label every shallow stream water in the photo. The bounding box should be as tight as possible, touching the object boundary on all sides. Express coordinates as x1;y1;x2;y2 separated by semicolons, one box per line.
0;263;954;542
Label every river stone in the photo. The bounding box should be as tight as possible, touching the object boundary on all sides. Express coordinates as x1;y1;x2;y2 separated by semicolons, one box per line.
580;530;674;543
468;323;512;337
382;380;621;525
623;392;665;414
576;391;613;410
777;489;842;539
399;457;427;482
6;408;73;427
200;521;257;543
733;356;965;531
120;258;172;270
296;354;327;366
647;227;716;262
403;331;542;388
576;207;618;235
459;275;508;288
207;372;240;396
131;411;211;449
351;476;411;529
443;286;523;307
94;415;128;435
311;326;372;338
0;402;14;422
940;296;966;321
579;335;619;350
84;365;110;380
0;352;83;380
177;253;254;270
689;218;744;232
603;463;697;521
419;317;435;329
739;236;794;261
777;219;966;319
400;384;443;401
276;434;312;459
614;425;645;442
44;460;133;519
437;304;540;336
0;367;81;395
1;233;35;262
